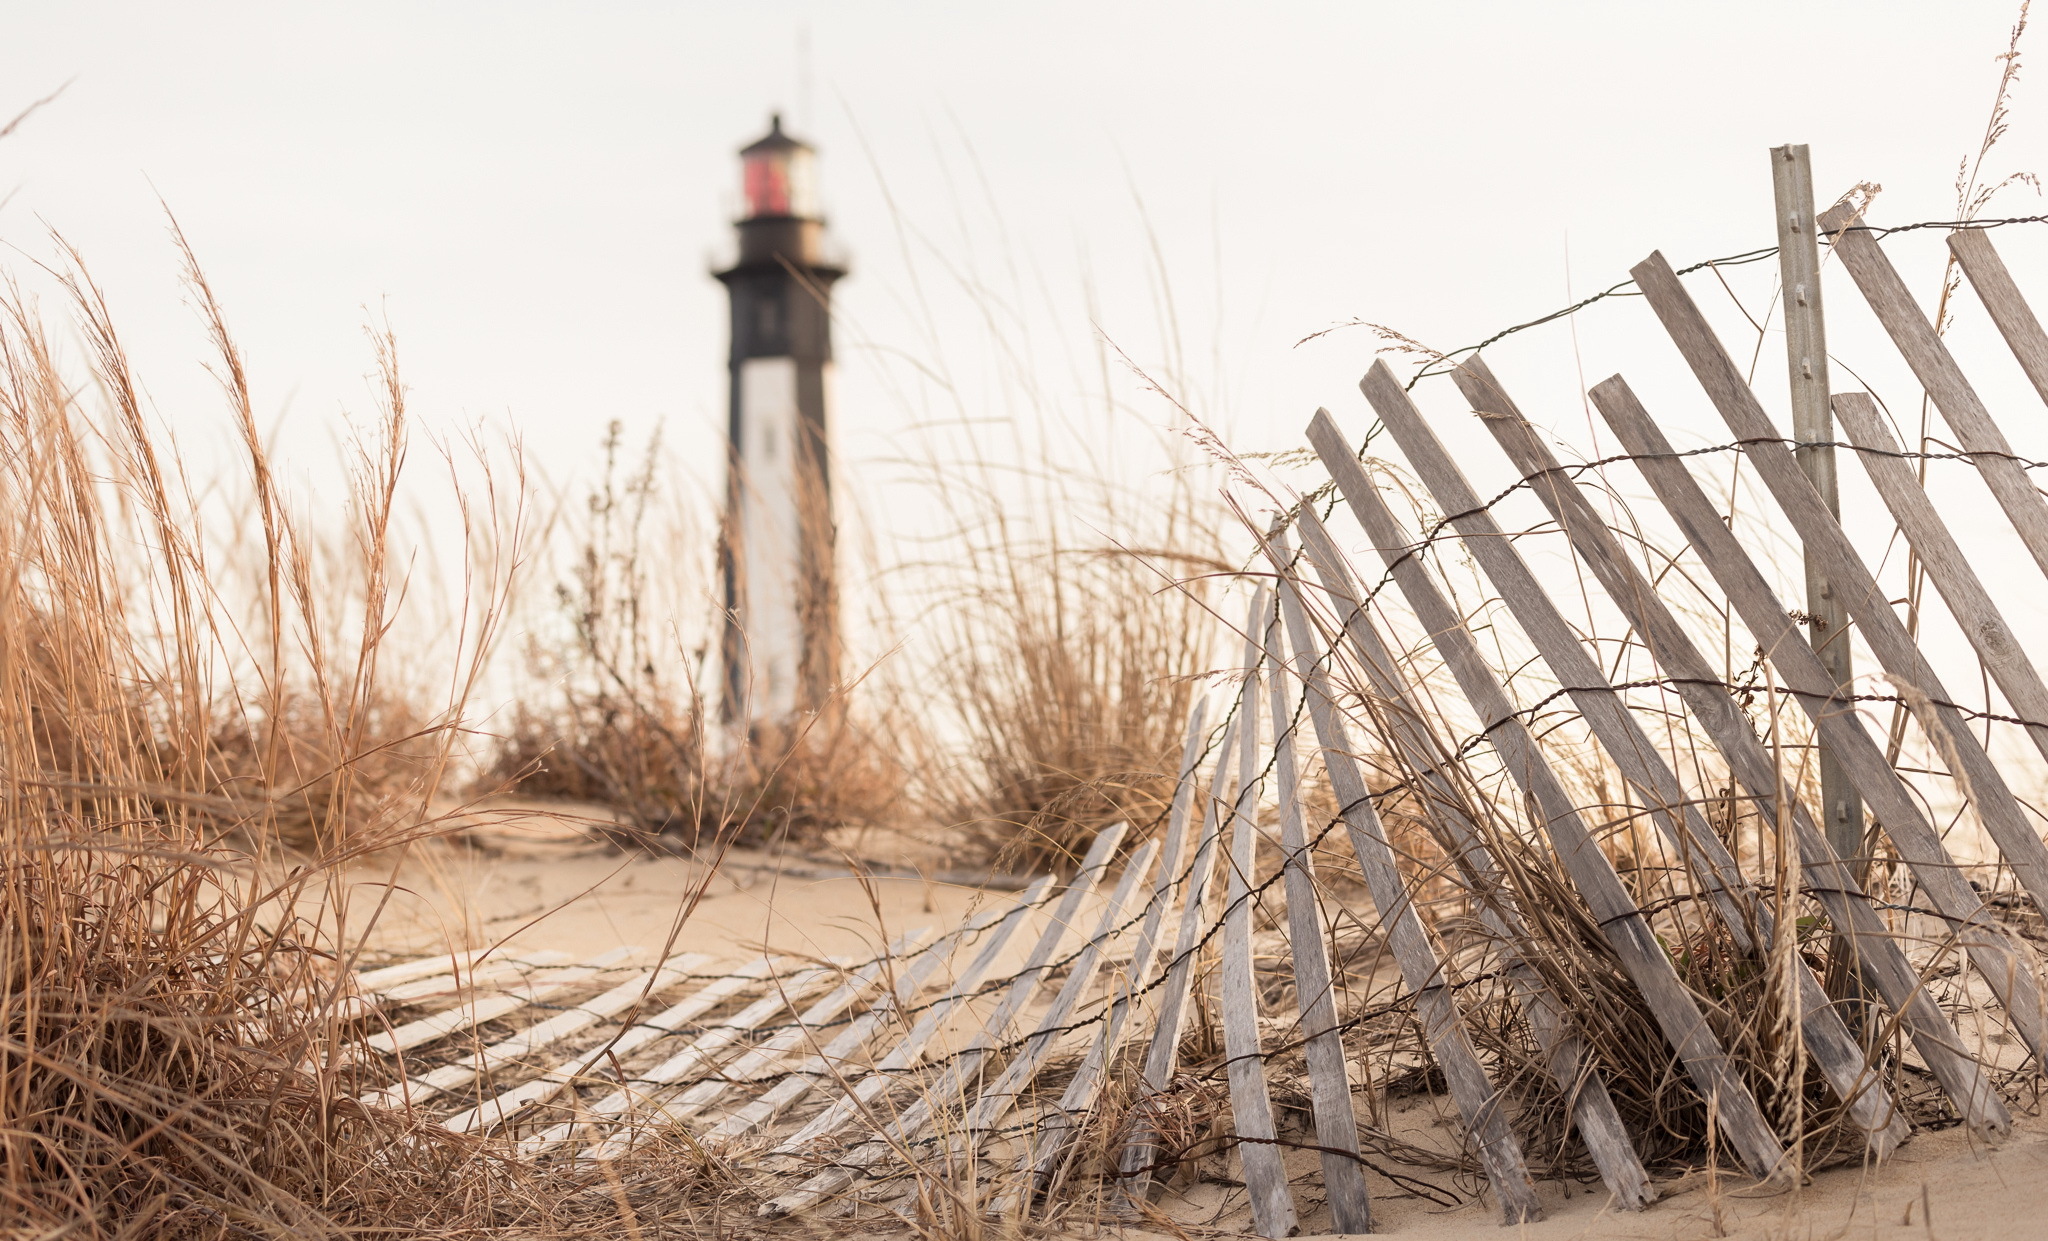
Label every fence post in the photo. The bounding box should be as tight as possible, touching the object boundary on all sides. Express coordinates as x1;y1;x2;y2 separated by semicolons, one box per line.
1772;145;1863;874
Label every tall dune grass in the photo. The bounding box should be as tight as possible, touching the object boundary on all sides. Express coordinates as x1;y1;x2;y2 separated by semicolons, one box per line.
0;242;537;1236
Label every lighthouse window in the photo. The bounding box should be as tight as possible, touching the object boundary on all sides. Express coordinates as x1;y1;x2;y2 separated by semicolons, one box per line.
745;150;792;217
756;296;782;340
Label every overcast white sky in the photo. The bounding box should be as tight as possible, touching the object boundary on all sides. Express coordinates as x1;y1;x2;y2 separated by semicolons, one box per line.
5;2;2047;680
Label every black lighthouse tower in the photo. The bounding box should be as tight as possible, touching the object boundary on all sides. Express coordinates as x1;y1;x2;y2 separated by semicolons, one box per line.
715;116;846;728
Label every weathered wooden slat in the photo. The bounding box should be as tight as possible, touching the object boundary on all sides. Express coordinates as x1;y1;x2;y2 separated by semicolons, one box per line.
702;878;1057;1148
767;823;1128;1167
1007;703;1211;1207
1820;211;2048;587
584;933;933;1160
1269;538;1546;1223
358;952;712;1111
956;839;1160;1142
359;950;630;1057
1308;409;1790;1182
353;947;498;996
1258;601;1375;1232
1114;717;1236;1199
1834;391;2048;766
761;828;1137;1218
1216;594;1300;1240
1465;356;2003;1134
1366;361;1903;1154
443;956;780;1136
521;962;841;1158
345;951;577;1026
1586;368;2048;1066
1948;227;2048;414
1290;508;1653;1210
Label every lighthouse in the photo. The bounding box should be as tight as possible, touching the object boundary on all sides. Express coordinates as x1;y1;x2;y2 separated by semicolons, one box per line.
716;116;845;728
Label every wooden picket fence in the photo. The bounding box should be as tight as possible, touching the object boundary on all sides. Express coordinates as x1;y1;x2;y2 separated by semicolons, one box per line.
348;185;2048;1232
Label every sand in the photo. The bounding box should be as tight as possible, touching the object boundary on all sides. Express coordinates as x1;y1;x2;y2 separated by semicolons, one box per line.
343;799;1008;967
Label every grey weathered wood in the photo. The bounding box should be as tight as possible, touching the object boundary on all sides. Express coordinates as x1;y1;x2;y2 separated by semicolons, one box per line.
1834;391;2048;767
956;840;1161;1140
354;948;491;995
1217;593;1300;1240
1362;362;1911;1156
703;878;1056;1147
359;952;712;1111
584;931;933;1160
1371;360;1902;1154
769;874;1071;1160
1464;355;2003;1135
360;951;628;1057
872;851;1163;1220
1009;703;1211;1206
1774;144;1862;866
1258;602;1375;1231
1308;408;1790;1182
762;842;1149;1218
1268;549;1545;1223
1290;508;1654;1210
1134;721;1235;1093
1949;227;2048;413
1631;249;2048;1020
1586;366;2048;1067
1115;717;1237;1197
760;828;1128;1215
447;956;780;1137
1821;209;2048;587
351;951;577;1024
522;962;841;1158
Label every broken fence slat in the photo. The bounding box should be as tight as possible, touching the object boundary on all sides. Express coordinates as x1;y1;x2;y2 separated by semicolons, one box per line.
1469;357;2005;1136
1309;407;1790;1183
1271;537;1548;1223
1367;361;1903;1156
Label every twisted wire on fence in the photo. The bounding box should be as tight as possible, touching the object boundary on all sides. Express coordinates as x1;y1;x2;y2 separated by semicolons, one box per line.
1291;211;2048;387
